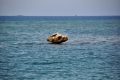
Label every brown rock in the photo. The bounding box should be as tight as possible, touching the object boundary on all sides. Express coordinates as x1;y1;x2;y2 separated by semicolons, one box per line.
47;32;68;44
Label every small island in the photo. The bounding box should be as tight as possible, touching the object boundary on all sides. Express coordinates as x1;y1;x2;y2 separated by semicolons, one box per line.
47;32;68;44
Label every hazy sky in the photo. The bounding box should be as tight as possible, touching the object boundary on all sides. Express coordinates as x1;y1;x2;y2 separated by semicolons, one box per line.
0;0;120;16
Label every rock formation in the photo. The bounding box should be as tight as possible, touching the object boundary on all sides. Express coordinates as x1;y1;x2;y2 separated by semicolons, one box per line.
47;32;68;44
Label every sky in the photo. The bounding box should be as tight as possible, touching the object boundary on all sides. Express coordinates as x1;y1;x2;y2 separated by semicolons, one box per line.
0;0;120;16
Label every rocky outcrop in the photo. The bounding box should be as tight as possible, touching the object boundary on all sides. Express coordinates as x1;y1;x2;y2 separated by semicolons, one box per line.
47;32;68;44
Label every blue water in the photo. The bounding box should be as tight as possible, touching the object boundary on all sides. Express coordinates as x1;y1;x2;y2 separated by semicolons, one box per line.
0;16;120;80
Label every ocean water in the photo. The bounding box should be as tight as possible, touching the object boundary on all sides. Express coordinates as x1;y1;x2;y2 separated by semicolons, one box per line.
0;16;120;80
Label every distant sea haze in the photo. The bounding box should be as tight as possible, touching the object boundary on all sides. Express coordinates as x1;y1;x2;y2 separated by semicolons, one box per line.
0;16;120;80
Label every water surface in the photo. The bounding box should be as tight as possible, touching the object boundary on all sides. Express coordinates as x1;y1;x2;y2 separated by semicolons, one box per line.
0;16;120;80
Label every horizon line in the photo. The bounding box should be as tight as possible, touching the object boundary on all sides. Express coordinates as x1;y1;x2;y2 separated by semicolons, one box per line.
0;15;120;16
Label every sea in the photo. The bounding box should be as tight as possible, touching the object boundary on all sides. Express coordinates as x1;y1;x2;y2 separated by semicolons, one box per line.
0;16;120;80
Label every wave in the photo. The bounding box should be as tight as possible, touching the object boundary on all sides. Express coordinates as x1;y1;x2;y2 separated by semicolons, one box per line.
31;61;63;65
13;41;47;45
67;36;120;45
